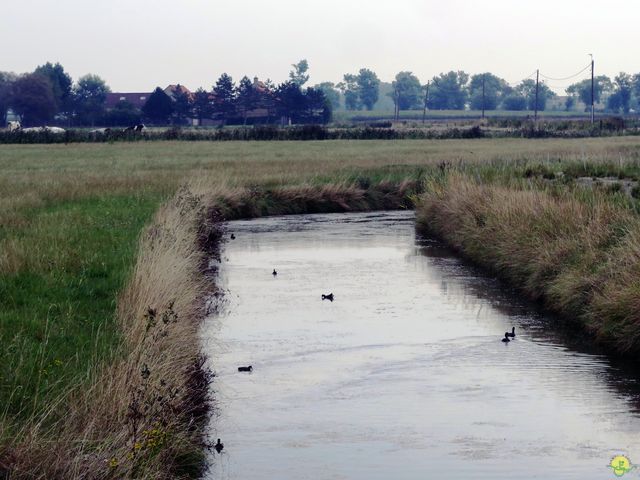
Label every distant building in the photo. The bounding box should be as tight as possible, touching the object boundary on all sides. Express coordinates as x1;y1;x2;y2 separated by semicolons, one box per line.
164;84;194;102
105;79;273;125
6;109;20;122
105;92;151;110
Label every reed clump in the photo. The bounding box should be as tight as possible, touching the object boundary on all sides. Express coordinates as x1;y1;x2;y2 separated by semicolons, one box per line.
417;174;640;354
3;188;223;479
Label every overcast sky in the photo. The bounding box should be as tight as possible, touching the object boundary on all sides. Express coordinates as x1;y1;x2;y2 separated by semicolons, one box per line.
2;0;639;93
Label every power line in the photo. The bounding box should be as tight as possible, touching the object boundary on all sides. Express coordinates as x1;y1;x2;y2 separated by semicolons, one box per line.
505;70;538;87
539;63;592;81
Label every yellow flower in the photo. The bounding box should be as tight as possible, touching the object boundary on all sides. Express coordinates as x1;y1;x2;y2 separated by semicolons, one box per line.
108;458;118;468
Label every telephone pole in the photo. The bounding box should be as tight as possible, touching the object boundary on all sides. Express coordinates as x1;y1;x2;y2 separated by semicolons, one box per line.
590;54;595;124
394;84;399;121
534;69;540;123
482;74;486;119
422;81;430;124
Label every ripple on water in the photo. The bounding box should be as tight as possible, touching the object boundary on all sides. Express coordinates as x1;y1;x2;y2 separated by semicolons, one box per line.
204;211;640;480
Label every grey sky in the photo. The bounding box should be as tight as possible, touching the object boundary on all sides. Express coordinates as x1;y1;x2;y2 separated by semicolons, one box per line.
2;0;639;93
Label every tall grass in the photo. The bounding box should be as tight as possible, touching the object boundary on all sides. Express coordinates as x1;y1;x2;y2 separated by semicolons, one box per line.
4;137;640;477
417;174;640;354
3;187;224;478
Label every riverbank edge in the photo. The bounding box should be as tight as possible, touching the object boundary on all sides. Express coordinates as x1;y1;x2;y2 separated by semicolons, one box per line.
415;174;640;358
1;180;419;479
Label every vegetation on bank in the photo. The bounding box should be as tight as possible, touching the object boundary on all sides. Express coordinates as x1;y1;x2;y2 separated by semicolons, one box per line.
3;137;640;477
417;173;640;355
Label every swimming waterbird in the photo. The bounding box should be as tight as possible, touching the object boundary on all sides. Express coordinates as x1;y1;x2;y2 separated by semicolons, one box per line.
214;439;224;453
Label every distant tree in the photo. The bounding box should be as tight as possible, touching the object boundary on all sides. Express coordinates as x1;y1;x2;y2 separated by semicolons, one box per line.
565;96;575;111
633;73;640;108
73;74;111;125
275;81;306;124
374;82;397;111
607;73;633;113
10;73;57;126
515;79;554;111
428;71;469;110
320;96;333;124
104;100;141;126
236;76;260;125
566;76;612;109
0;71;17;125
212;73;236;123
303;87;331;123
390;71;423;110
468;73;509;111
193;88;213;125
171;85;193;125
357;69;380;111
289;59;310;87
34;62;72;114
256;79;277;118
314;82;341;110
502;94;527;111
142;87;174;124
338;74;360;110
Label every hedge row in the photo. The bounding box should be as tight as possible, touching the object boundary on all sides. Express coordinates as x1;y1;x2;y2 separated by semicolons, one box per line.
1;124;638;144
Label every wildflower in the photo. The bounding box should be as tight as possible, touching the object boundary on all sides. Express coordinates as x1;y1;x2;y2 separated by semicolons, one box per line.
108;458;118;468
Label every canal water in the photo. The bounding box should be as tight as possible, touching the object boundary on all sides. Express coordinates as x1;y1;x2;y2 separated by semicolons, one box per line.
202;211;640;479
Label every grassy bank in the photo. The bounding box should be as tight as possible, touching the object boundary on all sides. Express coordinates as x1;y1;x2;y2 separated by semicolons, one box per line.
417;174;640;355
4;137;640;477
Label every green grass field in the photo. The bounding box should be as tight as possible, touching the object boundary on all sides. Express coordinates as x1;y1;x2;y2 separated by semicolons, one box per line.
3;137;640;477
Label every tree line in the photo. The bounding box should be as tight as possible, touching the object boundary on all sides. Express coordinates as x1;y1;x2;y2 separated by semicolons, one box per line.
318;70;640;114
0;60;331;127
0;64;111;126
143;60;331;126
4;60;640;127
314;70;557;112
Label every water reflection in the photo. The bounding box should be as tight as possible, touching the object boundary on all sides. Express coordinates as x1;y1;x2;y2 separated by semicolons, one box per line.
203;211;640;480
416;235;640;415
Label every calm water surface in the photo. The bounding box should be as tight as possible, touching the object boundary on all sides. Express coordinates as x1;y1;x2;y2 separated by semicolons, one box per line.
202;211;640;479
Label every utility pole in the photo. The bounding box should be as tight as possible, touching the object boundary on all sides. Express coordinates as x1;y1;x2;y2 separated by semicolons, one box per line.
481;74;486;119
590;54;595;125
394;84;399;121
422;81;430;124
534;69;539;123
